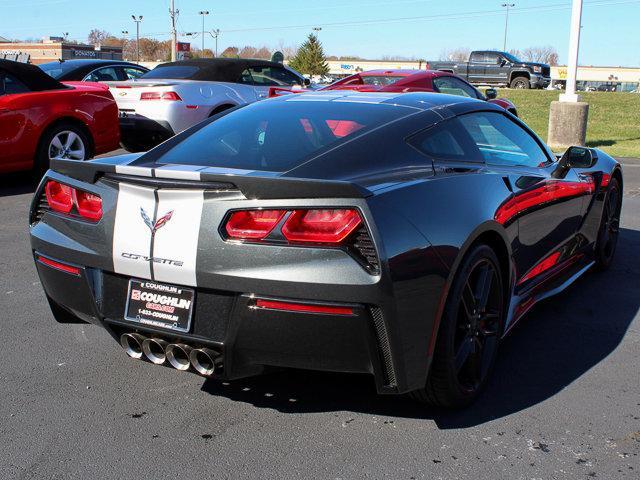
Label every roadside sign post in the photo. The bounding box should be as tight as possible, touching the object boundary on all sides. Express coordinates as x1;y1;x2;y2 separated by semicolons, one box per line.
548;0;589;150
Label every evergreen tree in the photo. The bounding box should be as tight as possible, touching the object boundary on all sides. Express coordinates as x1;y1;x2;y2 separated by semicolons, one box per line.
289;34;329;76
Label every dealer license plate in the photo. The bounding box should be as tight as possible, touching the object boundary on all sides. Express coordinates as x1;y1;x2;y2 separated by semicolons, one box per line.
125;279;195;332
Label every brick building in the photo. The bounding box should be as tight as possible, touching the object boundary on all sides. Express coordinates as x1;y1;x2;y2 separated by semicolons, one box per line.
0;36;122;64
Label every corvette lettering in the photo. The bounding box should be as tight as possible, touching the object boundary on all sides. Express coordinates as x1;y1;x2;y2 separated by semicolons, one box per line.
121;252;184;266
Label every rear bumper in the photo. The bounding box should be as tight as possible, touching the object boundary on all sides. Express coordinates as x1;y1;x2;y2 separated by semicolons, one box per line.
32;255;401;393
118;113;175;150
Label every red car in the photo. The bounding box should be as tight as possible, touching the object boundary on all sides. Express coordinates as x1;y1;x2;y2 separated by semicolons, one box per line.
0;59;120;175
321;69;518;116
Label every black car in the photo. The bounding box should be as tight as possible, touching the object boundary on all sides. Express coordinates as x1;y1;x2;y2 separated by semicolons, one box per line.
39;59;149;82
429;50;551;89
29;91;621;408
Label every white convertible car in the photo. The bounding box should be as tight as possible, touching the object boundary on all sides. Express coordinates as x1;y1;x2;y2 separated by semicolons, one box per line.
109;58;308;151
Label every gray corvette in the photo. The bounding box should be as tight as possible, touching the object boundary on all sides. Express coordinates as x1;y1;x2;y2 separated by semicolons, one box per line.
30;91;621;408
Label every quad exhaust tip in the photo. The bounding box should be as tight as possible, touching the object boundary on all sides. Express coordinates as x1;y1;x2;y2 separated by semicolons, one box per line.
142;338;168;365
189;348;219;377
120;333;222;375
166;343;193;371
120;333;146;359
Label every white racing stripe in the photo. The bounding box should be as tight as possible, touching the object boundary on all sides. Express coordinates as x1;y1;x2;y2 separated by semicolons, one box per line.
112;183;156;279
151;189;204;287
115;165;154;177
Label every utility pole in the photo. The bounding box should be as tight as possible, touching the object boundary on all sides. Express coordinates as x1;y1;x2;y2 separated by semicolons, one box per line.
561;0;584;102
131;15;142;63
199;11;209;55
501;3;515;51
170;0;179;62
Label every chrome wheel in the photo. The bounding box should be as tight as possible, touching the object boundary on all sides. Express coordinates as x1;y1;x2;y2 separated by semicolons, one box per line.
48;130;86;161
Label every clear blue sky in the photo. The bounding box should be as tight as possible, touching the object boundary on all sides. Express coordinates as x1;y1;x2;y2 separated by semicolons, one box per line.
2;0;639;66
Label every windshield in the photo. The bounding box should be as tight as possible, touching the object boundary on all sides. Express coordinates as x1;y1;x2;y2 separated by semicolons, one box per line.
154;98;415;172
39;62;76;79
502;52;522;63
141;66;200;79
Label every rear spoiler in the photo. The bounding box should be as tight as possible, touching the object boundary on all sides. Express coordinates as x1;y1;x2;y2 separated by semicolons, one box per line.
49;158;372;199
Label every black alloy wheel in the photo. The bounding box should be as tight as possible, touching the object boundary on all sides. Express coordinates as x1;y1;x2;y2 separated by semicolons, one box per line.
595;177;621;270
411;244;505;408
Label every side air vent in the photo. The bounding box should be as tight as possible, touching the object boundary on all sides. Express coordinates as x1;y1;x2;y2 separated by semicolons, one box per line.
370;307;397;387
30;190;50;224
348;226;380;275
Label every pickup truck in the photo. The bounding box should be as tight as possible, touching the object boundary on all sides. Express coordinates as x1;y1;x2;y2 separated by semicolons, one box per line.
428;51;551;89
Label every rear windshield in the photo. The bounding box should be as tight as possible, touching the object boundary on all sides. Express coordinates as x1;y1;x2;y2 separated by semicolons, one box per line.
154;99;414;172
141;66;200;79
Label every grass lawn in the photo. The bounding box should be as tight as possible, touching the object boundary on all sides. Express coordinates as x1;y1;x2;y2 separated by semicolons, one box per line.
494;90;640;158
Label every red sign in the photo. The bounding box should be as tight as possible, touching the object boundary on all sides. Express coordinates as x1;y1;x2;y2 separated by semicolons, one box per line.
176;42;190;52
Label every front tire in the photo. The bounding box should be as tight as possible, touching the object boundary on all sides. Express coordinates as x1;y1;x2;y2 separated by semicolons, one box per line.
34;123;91;177
594;177;621;270
411;245;505;408
510;77;530;89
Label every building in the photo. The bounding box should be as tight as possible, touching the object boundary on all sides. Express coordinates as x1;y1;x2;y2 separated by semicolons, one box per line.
0;36;122;64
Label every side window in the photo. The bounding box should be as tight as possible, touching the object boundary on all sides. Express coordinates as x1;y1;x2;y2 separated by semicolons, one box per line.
84;67;119;82
123;67;146;80
238;69;254;84
249;66;301;86
433;77;478;98
0;71;30;95
409;118;482;163
470;52;484;63
486;53;501;65
458;112;550;168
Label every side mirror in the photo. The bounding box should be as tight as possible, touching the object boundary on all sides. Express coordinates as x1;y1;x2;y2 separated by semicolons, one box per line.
303;78;311;87
485;88;498;100
499;58;507;66
560;146;598;169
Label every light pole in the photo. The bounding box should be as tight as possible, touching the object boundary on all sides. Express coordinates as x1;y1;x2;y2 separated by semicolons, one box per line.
312;26;322;37
199;10;209;54
131;15;142;63
501;3;515;51
211;29;220;57
548;0;588;150
121;30;129;59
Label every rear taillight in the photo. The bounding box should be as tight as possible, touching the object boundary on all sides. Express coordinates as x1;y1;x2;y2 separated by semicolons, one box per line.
73;189;103;221
223;208;362;245
225;209;287;240
140;91;182;101
282;209;362;244
44;180;102;222
45;180;73;213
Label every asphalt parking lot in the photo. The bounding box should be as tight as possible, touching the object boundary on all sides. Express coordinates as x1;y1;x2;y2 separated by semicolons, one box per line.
1;158;639;480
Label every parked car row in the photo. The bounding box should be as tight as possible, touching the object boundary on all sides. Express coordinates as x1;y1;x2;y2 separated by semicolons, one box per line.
1;57;520;176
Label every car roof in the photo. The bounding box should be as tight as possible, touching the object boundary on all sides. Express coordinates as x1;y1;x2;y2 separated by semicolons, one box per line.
149;58;287;82
0;59;66;91
42;59;140;67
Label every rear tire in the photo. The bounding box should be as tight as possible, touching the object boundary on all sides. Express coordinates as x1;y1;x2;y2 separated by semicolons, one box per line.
411;245;505;408
510;77;530;89
594;177;621;271
34;122;91;178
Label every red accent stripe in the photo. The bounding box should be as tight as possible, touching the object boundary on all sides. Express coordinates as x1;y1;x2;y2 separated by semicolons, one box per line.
255;299;353;316
518;251;562;285
495;179;595;225
37;256;81;276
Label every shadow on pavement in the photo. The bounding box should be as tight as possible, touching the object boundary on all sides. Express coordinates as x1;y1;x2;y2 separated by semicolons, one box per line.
201;227;640;428
0;172;36;198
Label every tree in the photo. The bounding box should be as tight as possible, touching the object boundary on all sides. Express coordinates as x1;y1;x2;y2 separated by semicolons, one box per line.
439;47;470;62
220;46;239;58
288;34;329;76
521;46;559;66
88;29;110;46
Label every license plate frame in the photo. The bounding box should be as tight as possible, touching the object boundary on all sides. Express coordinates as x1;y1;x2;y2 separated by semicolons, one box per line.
124;279;195;333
